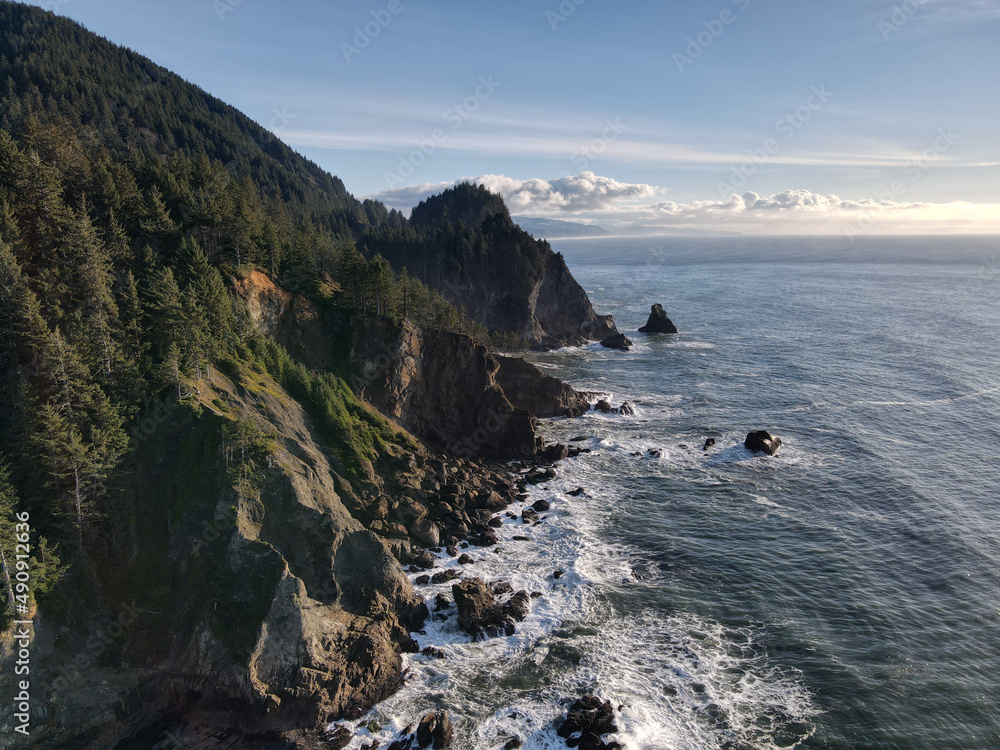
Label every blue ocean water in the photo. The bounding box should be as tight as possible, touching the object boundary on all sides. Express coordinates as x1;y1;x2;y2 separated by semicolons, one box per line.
348;236;1000;750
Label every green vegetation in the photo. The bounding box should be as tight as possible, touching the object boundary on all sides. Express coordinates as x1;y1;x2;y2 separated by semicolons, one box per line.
0;3;527;627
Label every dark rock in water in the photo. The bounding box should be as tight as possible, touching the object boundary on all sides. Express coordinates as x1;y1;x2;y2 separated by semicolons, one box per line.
468;529;499;547
421;646;446;660
415;574;431;585
457;553;475;565
568;487;586;497
569;435;589;442
416;710;453;749
745;430;782;456
513;535;530;541
647;448;661;458
618;401;635;416
452;578;531;639
702;438;716;451
532;499;551;512
430;569;459;585
503;738;523;750
412;550;436;570
594;400;615;414
558;697;620;749
506;591;531;621
525;467;557;484
600;332;633;350
637;303;678;334
488;516;503;528
326;725;353;750
553;570;565;579
521;508;539;524
542;443;571;461
433;593;451;611
492;580;515;595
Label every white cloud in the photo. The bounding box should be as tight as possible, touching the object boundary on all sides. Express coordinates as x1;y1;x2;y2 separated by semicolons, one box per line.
371;176;1000;235
650;189;926;217
372;172;657;214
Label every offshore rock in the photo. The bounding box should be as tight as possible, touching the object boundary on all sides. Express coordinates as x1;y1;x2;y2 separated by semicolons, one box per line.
557;696;621;749
452;578;531;640
637;303;678;334
416;710;454;749
599;332;633;350
745;430;782;456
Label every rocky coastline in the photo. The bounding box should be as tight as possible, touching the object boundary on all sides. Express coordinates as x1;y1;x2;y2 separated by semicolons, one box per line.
2;271;613;750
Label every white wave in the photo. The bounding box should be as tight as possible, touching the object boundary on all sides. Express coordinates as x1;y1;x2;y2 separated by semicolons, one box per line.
340;451;817;750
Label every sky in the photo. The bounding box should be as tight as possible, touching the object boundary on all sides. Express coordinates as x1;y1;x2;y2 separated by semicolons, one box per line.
26;0;1000;235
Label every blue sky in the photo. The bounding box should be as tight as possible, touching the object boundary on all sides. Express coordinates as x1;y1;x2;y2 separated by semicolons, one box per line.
30;0;1000;234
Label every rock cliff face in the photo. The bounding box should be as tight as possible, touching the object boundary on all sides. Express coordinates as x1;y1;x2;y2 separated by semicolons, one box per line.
366;184;619;350
236;271;591;458
530;252;618;348
339;316;539;459
431;251;617;350
2;273;596;749
7;370;426;748
494;354;591;418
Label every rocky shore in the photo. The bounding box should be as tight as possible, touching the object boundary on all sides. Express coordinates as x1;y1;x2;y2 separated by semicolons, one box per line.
2;272;609;750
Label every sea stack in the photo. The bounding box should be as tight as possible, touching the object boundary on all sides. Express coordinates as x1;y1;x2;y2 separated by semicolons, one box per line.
745;430;782;456
638;303;678;334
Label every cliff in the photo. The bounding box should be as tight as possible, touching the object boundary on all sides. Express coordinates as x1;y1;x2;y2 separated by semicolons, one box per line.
361;183;619;349
235;271;590;457
1;357;538;748
2;369;426;747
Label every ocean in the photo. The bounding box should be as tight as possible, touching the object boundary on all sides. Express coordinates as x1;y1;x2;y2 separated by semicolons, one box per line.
345;236;1000;750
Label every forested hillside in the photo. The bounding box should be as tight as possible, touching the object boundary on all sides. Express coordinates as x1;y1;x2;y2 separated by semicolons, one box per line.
0;2;520;631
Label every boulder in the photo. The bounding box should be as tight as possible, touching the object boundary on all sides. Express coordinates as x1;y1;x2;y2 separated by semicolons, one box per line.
567;487;586;497
542;443;570;461
637;303;677;334
452;578;531;639
600;332;633;350
745;430;782;456
416;710;453;749
594;400;615;414
525;467;556;484
557;697;620;749
702;438;716;451
411;518;440;548
618;401;635;416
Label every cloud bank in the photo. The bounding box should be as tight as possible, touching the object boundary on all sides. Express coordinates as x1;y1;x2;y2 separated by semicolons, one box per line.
370;175;1000;235
374;172;656;214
